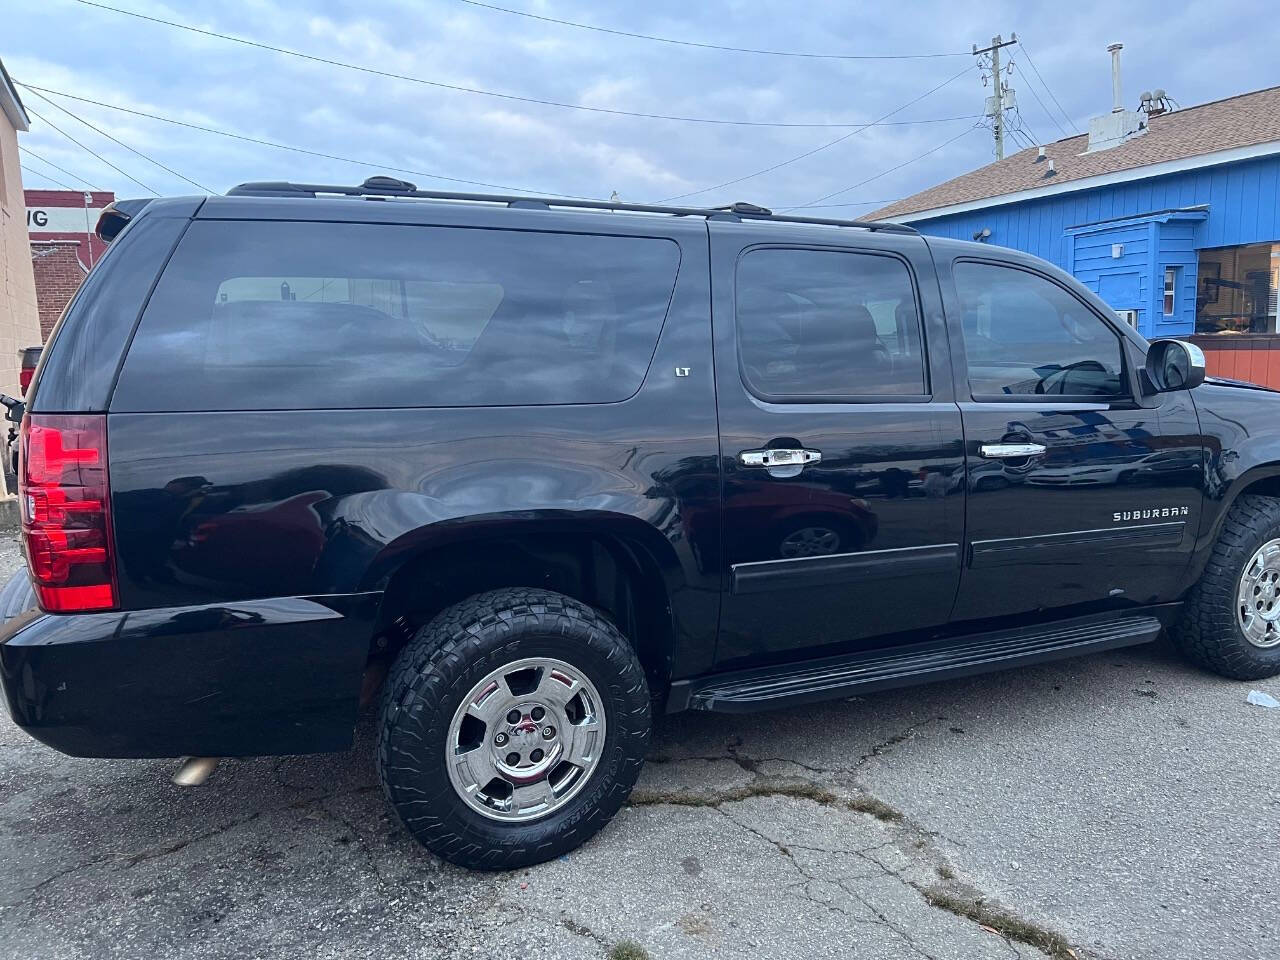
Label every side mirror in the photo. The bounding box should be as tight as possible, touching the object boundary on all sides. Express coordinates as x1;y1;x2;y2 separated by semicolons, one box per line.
1145;339;1206;393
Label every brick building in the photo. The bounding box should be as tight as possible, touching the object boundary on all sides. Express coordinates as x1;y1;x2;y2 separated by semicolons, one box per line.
29;240;86;340
25;188;114;341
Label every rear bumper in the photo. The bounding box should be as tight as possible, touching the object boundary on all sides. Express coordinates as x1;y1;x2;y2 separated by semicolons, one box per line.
0;581;380;758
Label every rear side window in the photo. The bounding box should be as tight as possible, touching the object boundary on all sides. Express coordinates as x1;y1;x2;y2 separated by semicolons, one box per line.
113;221;681;410
735;248;926;400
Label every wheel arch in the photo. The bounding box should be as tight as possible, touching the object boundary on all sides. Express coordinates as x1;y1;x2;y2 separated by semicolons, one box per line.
364;513;684;695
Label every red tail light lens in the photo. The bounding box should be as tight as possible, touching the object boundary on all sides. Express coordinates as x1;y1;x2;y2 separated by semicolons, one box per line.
20;414;118;612
19;368;34;394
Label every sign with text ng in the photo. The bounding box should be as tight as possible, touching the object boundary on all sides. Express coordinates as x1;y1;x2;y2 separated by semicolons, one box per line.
26;206;105;234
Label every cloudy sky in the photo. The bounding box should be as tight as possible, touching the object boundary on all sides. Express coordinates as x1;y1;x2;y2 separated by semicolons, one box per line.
6;0;1278;213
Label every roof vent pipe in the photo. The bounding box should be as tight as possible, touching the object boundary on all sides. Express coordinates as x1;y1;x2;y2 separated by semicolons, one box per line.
1108;43;1124;112
1036;146;1046;161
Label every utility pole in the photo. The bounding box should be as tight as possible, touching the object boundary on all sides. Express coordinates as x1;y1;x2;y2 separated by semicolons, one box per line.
973;34;1019;159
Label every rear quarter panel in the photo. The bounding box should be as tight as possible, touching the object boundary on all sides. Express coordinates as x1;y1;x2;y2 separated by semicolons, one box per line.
105;224;722;677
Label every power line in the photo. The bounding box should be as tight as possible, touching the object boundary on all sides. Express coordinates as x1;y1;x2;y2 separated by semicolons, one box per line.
1012;62;1068;139
24;104;160;194
452;0;970;60
785;122;983;210
1016;38;1079;134
71;0;970;130
784;198;900;209
23;86;215;193
18;145;105;192
17;83;600;199
1008;106;1041;148
20;162;78;192
660;63;976;204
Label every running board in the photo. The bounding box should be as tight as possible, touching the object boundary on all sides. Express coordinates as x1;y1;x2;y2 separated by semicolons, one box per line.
673;614;1164;714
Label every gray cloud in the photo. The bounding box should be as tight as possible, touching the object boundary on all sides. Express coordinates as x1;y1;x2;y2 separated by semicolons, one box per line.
8;0;1278;210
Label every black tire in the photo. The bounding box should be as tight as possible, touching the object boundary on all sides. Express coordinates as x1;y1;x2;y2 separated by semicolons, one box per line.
1174;494;1280;680
376;588;651;870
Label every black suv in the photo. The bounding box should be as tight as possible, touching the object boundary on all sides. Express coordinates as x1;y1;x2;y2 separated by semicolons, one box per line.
4;177;1280;869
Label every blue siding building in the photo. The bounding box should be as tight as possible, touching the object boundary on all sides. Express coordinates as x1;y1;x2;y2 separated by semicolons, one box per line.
874;86;1280;372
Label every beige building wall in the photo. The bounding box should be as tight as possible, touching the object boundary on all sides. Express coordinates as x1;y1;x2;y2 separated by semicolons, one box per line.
0;118;41;401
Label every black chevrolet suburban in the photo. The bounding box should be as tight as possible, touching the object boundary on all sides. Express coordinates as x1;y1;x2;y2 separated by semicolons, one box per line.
4;176;1280;869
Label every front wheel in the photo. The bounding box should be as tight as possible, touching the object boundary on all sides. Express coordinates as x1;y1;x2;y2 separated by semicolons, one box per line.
1174;495;1280;680
376;588;651;869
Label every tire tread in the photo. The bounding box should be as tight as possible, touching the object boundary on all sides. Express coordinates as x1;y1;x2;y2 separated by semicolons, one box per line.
376;587;650;870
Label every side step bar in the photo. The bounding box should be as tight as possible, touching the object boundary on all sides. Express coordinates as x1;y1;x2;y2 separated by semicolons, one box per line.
672;614;1165;714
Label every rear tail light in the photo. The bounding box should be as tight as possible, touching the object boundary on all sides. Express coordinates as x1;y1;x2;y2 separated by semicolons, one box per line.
19;347;41;395
19;414;118;612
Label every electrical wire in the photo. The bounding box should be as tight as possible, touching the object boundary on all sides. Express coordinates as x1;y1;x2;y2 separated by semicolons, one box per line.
24;104;159;194
1012;62;1068;139
23;86;215;194
660;63;976;203
20;162;78;192
71;0;972;130
451;0;970;60
785;122;983;210
1007;108;1041;149
782;198;899;209
18;145;105;192
16;83;601;199
1016;39;1080;134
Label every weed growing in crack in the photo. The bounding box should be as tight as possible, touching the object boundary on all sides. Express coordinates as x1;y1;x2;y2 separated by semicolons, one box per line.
843;794;904;823
629;779;838;808
922;886;1078;960
608;939;651;960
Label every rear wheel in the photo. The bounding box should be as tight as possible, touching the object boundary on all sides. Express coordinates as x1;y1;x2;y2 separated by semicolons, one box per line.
1174;495;1280;680
376;588;651;869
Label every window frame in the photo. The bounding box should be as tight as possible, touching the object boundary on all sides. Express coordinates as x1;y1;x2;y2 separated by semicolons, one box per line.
732;243;932;405
952;257;1134;405
1163;266;1178;316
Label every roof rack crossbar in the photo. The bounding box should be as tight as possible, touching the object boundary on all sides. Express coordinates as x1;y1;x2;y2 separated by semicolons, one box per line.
224;178;917;234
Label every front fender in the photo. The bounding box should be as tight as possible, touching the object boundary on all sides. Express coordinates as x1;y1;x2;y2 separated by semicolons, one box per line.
1185;382;1280;587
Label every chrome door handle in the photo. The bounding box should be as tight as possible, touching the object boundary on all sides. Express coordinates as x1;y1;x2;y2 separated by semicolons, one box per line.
740;448;822;468
979;442;1046;459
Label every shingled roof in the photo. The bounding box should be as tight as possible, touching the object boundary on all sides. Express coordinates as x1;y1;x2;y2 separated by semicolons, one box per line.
872;85;1280;221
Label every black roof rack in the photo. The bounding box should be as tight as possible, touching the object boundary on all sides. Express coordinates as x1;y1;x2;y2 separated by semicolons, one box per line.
224;176;917;234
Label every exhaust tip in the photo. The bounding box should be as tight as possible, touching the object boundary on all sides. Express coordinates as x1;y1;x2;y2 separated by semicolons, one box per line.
172;756;221;787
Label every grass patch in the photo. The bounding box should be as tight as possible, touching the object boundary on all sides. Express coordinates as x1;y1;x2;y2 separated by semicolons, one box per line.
921;886;1078;960
843;794;904;823
629;779;837;808
608;940;651;960
936;864;956;881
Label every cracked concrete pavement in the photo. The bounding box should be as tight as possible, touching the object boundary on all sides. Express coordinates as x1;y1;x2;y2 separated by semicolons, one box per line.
2;538;1278;960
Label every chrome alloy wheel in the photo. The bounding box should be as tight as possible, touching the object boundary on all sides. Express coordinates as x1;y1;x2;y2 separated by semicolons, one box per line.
445;657;606;822
1238;537;1280;649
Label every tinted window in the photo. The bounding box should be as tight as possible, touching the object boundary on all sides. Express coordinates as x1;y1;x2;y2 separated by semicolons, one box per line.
32;215;188;413
954;262;1126;398
113;221;680;410
736;249;925;399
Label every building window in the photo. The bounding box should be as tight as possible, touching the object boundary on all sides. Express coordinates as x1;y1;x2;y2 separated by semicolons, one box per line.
1196;243;1280;334
1163;267;1178;316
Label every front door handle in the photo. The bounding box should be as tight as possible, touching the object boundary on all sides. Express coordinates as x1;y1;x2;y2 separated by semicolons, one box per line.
979;442;1047;459
740;448;822;468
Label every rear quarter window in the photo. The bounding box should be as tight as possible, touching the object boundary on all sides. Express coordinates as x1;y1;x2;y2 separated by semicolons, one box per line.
112;221;681;410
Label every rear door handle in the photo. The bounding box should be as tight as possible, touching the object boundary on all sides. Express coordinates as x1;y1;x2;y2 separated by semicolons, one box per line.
979;442;1046;459
739;448;822;468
